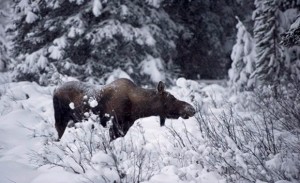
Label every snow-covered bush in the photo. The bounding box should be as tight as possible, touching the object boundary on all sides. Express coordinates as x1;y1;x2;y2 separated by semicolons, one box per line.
253;78;300;133
2;75;299;182
163;81;300;183
30;113;160;183
198;105;299;182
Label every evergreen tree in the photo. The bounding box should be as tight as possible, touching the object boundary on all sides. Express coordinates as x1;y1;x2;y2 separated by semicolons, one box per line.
163;0;254;80
8;0;178;85
252;0;284;85
228;18;255;92
0;40;8;72
0;0;12;72
281;16;300;47
281;15;300;80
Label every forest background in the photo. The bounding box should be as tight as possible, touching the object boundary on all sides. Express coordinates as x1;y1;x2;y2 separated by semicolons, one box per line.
0;0;299;183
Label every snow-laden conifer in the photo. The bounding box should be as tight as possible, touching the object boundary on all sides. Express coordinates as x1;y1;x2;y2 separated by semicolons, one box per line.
228;18;255;91
252;0;283;85
252;0;300;85
8;0;178;85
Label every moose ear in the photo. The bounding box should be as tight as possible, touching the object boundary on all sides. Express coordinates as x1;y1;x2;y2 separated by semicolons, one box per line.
157;81;165;93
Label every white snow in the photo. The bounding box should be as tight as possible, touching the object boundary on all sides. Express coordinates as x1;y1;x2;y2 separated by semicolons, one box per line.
228;18;255;91
53;36;68;49
137;26;156;46
86;20;156;47
0;75;298;183
25;11;38;23
48;36;68;60
69;102;75;109
120;5;129;17
48;45;63;60
92;0;102;17
146;0;162;8
290;16;300;30
88;98;98;108
105;68;132;84
37;55;48;69
0;77;225;183
176;77;188;88
139;55;165;83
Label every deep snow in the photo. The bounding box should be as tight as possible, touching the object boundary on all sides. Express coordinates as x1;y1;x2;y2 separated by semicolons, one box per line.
0;76;225;183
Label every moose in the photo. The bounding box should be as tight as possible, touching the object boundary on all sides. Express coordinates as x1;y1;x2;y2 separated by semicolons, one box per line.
53;78;196;141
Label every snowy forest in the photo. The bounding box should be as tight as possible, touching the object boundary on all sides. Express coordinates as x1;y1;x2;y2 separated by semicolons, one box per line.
0;0;299;183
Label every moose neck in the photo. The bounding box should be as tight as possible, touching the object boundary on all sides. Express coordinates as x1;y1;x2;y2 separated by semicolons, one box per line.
130;88;163;119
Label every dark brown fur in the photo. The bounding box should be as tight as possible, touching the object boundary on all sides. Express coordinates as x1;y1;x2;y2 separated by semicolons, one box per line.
53;78;196;140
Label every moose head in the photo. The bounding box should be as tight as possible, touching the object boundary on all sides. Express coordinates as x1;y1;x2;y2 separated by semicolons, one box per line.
155;81;196;126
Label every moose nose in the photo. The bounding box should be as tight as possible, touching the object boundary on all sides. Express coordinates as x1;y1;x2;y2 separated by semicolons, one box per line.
186;105;196;116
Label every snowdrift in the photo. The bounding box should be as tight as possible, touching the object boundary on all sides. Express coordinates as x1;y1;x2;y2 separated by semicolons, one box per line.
0;78;224;183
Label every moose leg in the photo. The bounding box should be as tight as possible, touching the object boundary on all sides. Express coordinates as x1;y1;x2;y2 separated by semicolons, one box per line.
109;124;123;141
109;116;126;141
100;115;110;127
53;95;70;140
122;116;134;137
160;116;166;126
55;121;67;140
54;110;70;140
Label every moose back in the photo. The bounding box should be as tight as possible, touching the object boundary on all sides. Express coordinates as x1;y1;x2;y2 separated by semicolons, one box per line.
53;78;196;141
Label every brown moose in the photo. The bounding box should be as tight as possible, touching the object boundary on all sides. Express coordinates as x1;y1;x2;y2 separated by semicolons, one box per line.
53;78;196;141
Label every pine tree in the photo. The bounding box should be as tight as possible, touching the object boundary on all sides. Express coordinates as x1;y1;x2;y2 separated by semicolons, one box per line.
0;40;8;72
163;0;254;80
283;16;300;81
281;16;300;47
278;0;300;48
0;0;12;72
8;0;178;85
252;0;284;85
228;18;255;92
277;0;300;81
252;0;300;87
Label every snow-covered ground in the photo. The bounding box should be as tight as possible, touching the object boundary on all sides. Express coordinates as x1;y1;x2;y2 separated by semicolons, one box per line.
0;75;299;183
0;75;226;183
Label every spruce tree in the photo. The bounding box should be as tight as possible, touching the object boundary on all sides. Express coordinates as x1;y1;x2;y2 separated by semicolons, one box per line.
0;0;11;72
163;0;254;80
228;18;255;92
278;0;300;80
253;0;284;85
281;16;300;47
281;16;300;80
8;0;178;85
